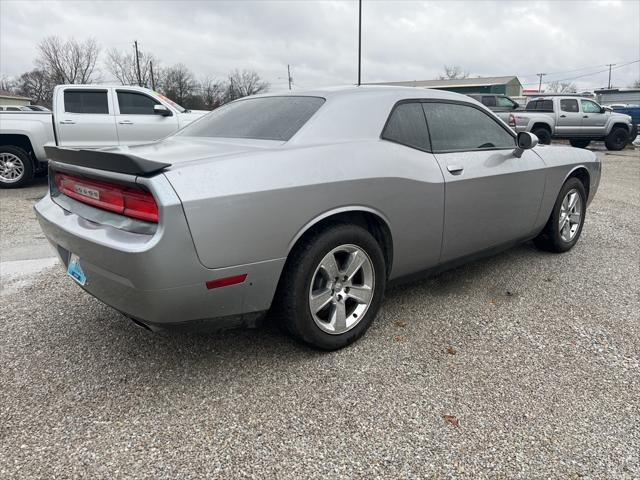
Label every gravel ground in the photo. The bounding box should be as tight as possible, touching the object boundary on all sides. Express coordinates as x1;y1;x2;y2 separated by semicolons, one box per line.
1;149;638;479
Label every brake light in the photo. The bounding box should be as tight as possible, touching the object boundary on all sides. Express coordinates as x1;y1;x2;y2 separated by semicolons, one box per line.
54;172;158;223
508;114;516;127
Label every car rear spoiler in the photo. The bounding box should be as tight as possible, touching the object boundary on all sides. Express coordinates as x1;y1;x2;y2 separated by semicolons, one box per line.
44;146;171;176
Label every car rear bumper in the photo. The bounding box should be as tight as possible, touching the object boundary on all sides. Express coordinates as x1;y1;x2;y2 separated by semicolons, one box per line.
34;190;285;329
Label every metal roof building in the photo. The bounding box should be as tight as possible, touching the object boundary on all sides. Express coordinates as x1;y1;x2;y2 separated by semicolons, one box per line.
367;76;523;97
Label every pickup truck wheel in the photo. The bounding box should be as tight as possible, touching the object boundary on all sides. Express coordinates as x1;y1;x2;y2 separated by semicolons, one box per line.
569;139;591;149
534;177;586;253
0;146;33;188
274;223;386;350
532;127;551;145
604;127;629;151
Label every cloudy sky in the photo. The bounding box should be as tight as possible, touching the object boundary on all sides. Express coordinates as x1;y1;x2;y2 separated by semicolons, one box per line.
1;0;639;92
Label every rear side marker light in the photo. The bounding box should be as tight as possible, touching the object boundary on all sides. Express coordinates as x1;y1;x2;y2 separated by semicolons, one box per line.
206;274;247;290
54;172;158;223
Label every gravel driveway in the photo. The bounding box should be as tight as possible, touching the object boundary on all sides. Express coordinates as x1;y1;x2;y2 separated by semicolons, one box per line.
1;149;638;479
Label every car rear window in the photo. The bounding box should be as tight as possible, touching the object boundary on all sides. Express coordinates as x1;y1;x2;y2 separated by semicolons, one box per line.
179;96;325;141
525;99;554;111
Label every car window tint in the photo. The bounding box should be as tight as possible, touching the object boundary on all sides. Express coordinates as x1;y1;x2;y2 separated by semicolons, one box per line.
581;100;601;113
526;99;554;111
497;96;515;108
381;102;430;150
560;99;579;112
64;90;109;114
179;96;325;141
117;91;160;115
422;102;515;151
481;96;497;107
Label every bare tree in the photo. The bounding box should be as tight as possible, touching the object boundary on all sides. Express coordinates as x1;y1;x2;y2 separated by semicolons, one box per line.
437;65;469;80
160;64;197;106
15;69;55;107
37;36;100;84
632;79;640;88
106;48;160;87
199;77;225;109
225;69;269;101
0;75;17;93
546;81;577;93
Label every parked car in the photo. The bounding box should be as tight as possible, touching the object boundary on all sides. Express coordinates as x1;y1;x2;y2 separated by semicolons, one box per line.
512;96;635;149
609;105;640;143
35;86;601;350
467;93;521;127
0;85;207;187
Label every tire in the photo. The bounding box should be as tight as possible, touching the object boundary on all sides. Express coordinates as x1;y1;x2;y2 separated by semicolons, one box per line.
569;139;591;149
534;177;586;253
274;223;386;350
532;127;552;145
604;127;629;151
0;146;33;188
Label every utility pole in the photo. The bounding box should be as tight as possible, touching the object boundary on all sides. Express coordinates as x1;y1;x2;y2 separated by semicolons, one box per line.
149;61;156;91
606;63;615;89
357;0;362;86
134;40;142;87
536;73;547;93
287;64;292;90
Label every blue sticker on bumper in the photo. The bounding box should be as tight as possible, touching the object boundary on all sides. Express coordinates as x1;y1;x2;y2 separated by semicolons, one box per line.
67;254;87;286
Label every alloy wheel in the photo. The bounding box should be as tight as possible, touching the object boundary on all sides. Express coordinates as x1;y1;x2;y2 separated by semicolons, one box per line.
559;188;582;242
0;152;25;183
308;244;375;335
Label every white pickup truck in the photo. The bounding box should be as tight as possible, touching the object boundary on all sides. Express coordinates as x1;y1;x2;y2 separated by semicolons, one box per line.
0;85;207;187
512;96;635;150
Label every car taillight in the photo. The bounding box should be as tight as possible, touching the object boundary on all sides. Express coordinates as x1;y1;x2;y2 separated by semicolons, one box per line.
54;172;158;223
508;114;516;127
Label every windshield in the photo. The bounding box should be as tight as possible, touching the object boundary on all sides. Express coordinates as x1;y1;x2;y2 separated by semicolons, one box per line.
150;91;186;113
178;96;325;141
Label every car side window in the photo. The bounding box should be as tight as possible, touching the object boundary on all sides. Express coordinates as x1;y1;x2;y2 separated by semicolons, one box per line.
581;100;601;114
481;96;497;107
497;96;515;108
64;90;109;114
560;99;579;112
381;102;431;151
117;91;161;115
422;102;515;152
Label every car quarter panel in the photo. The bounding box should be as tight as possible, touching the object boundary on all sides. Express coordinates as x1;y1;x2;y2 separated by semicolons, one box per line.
163;140;446;279
531;145;601;233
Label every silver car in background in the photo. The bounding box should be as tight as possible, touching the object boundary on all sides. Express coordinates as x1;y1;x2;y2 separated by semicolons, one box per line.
35;86;600;350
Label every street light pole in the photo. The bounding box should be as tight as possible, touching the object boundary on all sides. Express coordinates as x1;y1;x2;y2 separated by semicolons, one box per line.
606;63;616;89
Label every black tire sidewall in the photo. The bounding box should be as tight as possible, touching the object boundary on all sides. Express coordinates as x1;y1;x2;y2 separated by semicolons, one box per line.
605;128;628;151
533;128;552;145
547;178;587;252
285;224;386;350
0;146;33;188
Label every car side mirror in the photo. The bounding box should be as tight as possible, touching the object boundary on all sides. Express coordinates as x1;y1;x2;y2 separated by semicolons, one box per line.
513;102;519;109
601;106;609;113
514;131;538;158
154;104;172;117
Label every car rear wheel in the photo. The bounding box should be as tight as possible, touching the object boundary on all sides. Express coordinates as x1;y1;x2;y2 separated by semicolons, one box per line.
532;127;552;145
274;223;386;350
604;127;629;151
0;146;33;188
534;177;586;253
569;139;591;149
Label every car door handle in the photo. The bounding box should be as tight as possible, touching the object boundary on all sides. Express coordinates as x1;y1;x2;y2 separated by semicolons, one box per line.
118;120;134;125
583;115;589;118
59;120;75;125
560;114;567;118
447;165;464;175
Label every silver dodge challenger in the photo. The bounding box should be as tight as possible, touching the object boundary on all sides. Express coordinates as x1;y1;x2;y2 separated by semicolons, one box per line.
36;86;601;350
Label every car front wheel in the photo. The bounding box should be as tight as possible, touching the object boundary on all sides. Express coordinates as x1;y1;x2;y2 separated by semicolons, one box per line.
534;177;586;253
605;127;629;151
0;146;33;188
275;223;386;350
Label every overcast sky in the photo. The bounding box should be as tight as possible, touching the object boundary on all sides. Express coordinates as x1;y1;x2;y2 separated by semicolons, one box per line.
1;0;639;92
